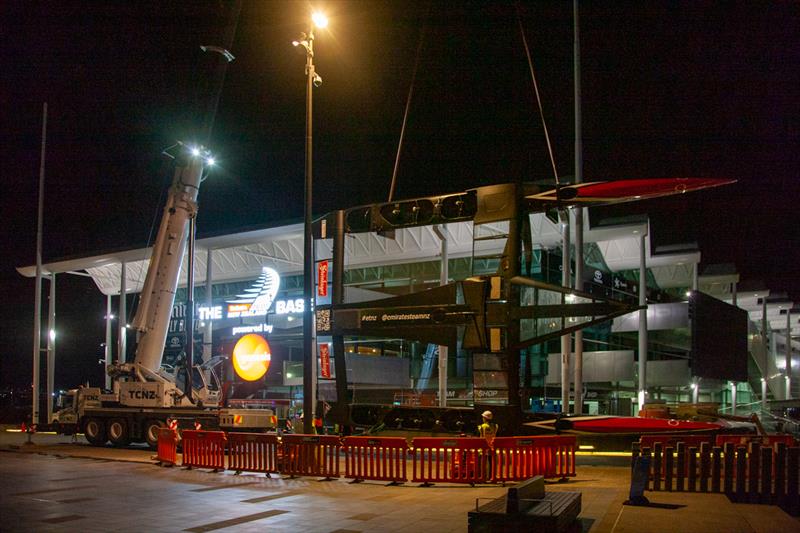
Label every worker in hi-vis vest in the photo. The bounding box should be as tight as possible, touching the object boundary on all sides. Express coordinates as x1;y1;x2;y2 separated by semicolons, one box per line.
477;410;498;479
478;410;498;444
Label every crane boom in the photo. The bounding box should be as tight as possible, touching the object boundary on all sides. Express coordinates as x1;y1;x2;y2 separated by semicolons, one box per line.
129;151;204;372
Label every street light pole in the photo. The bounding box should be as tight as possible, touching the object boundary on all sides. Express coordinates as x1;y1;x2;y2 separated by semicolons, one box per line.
296;12;326;435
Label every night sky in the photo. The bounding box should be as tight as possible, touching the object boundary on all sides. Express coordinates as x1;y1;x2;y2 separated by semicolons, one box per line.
1;1;798;389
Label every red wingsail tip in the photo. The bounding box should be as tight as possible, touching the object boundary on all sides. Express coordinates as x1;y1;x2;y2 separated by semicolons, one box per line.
573;177;736;202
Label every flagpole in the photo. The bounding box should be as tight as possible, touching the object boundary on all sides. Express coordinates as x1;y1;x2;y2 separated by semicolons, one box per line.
32;102;48;425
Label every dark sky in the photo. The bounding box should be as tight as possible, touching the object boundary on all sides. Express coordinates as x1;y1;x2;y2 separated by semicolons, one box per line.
1;1;798;389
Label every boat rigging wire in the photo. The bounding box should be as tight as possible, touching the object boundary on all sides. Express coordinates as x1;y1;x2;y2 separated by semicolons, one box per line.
388;2;431;203
515;3;560;186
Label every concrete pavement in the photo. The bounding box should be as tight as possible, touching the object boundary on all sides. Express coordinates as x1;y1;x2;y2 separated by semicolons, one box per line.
1;428;798;532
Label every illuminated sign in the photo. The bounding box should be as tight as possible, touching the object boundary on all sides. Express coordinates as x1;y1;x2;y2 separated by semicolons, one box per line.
227;267;280;317
319;343;331;378
197;267;306;320
232;324;274;336
232;334;271;381
317;260;328;297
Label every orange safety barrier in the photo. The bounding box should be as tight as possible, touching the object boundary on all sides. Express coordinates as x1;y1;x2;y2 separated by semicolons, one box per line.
342;436;409;484
228;432;280;475
156;428;179;467
411;437;489;485
491;435;577;482
181;430;227;472
280;434;341;479
715;434;798;449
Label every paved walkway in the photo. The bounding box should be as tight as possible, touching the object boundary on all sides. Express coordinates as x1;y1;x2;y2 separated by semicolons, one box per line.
1;429;798;532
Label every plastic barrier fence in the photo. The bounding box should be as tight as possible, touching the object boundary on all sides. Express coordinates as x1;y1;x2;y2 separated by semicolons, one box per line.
342;436;409;484
156;428;178;466
228;432;280;475
181;430;227;471
411;437;489;485
491;435;577;482
280;434;341;479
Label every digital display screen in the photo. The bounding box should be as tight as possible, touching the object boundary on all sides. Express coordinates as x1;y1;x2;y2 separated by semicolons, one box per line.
689;291;748;382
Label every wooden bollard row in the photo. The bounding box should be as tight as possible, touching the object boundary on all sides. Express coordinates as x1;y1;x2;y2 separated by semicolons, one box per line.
637;441;800;516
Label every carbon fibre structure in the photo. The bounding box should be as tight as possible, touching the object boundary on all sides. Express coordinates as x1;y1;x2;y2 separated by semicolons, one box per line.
312;180;733;432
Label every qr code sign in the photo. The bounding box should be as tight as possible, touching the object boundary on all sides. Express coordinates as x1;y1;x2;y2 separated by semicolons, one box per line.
316;308;331;333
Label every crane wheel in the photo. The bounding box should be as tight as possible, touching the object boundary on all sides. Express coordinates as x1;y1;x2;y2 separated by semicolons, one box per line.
84;418;107;446
145;419;166;449
107;418;131;447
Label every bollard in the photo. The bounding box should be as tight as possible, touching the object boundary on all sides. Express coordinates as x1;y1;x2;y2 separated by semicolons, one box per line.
775;442;786;507
787;447;799;516
735;446;747;503
760;446;772;505
748;442;760;503
723;443;734;495
711;446;722;493
653;443;662;491
676;442;685;492
664;446;674;492
641;447;651;491
625;455;651;506
699;442;710;493
687;447;697;492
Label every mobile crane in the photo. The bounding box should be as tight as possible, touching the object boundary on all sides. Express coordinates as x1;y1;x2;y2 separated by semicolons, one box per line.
52;147;275;447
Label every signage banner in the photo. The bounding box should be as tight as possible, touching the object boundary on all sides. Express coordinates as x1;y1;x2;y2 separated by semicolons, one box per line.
318;260;329;297
319;343;331;378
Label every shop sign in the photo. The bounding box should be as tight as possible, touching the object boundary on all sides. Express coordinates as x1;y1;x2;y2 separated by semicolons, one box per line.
319;343;331;378
318;260;328;297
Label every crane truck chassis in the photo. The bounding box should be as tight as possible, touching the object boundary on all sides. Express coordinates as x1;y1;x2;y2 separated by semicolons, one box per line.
51;146;276;447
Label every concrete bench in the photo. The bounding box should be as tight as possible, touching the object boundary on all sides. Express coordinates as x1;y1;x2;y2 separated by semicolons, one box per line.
468;476;581;532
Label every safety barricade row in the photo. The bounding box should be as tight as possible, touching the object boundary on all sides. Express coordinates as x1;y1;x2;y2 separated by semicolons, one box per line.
160;431;578;485
181;430;227;471
490;435;577;483
156;428;178;466
228;432;280;475
412;437;490;485
281;434;341;480
342;436;408;484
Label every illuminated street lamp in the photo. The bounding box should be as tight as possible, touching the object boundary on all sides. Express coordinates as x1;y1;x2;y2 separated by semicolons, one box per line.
294;10;327;435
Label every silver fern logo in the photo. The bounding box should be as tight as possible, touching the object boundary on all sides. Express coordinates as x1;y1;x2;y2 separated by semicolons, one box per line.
226;267;281;318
